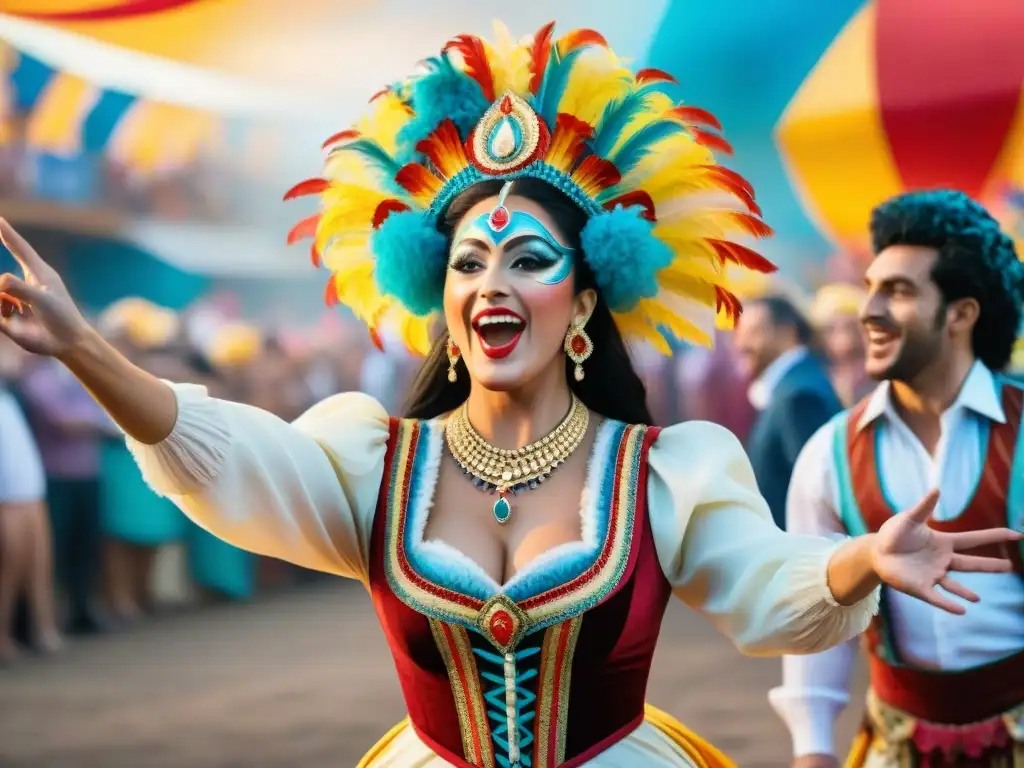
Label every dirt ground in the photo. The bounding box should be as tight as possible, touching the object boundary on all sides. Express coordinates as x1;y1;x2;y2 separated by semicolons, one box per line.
0;581;866;767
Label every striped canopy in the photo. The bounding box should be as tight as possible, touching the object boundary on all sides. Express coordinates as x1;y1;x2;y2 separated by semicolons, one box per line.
1;43;222;174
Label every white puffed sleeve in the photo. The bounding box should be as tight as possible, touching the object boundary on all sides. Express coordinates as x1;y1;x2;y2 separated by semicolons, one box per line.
647;420;879;656
126;382;389;582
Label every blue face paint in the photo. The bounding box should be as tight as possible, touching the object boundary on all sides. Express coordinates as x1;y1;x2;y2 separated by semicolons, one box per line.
449;182;576;286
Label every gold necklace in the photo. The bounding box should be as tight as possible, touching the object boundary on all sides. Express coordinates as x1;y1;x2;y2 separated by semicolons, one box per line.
444;394;589;524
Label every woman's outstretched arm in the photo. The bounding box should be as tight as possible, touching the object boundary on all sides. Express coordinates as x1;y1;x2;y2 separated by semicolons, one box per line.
0;219;176;444
0;219;389;580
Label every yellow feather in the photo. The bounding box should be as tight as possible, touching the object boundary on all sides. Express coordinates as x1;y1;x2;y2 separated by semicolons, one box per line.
617;135;712;193
653;210;748;244
399;312;435;356
358;92;411;154
612;310;672;354
489;21;533;96
637;298;712;348
657;270;717;308
319;241;371;273
557;48;632;126
321;182;390;212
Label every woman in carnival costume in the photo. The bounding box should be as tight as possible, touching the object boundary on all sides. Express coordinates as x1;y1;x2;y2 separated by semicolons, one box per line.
0;22;1020;768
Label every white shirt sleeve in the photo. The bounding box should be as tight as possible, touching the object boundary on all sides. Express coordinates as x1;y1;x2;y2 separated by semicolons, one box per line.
0;389;46;503
647;420;879;658
767;419;860;758
125;382;390;582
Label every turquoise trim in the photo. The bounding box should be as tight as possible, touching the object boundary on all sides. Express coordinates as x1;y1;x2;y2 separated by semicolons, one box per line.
401;419;627;605
831;413;867;538
1003;378;1024;563
474;645;540;767
875;418;990;522
428;161;604;220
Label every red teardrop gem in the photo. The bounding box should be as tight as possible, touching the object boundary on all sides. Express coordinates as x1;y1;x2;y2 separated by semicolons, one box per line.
499;95;513;114
571;334;587;355
488;609;515;646
489;206;510;230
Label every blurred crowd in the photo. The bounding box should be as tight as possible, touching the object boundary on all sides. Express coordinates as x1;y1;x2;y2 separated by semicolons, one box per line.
2;275;1016;666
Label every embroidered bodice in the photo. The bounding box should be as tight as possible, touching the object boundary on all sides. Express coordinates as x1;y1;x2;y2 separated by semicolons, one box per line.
126;384;880;767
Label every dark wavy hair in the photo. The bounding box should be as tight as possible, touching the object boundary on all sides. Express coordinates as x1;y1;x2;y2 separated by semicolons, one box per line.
870;189;1024;371
402;178;653;424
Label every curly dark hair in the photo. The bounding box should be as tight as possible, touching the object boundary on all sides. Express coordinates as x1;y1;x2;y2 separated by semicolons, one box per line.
870;189;1024;371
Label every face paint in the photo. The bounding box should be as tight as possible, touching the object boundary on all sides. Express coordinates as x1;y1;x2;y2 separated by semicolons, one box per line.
449;182;575;285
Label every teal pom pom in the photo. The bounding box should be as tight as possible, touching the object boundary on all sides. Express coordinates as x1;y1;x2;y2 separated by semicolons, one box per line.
371;210;446;316
396;54;490;163
581;206;673;312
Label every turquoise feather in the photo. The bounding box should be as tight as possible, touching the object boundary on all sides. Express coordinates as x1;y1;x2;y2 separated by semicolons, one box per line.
539;48;587;127
591;81;677;159
336;139;402;180
606;119;685;177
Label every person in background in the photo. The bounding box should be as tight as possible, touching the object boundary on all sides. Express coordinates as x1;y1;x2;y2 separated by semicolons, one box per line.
18;346;113;634
734;295;842;529
810;283;873;407
0;342;60;662
772;190;1024;767
96;299;186;622
183;322;260;603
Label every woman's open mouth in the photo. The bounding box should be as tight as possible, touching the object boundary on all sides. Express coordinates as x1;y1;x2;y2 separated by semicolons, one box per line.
472;309;526;359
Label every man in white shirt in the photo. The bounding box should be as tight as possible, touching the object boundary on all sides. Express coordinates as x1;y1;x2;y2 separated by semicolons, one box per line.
770;190;1024;767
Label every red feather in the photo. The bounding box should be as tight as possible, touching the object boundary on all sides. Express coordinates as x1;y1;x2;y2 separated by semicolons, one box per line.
310;243;321;268
636;68;678;86
372;199;411;229
727;213;774;239
708;239;777;274
715;286;743;321
666;105;722;132
283;178;330;201
369;87;390;103
572;155;621;193
394;163;441;196
415;119;467;173
555;112;595;139
368;327;384;352
603;190;657;221
690;127;733;156
287;214;320;245
324;278;339;307
444;34;495;101
529;21;556;94
321;129;360;150
700;165;754;196
703;172;761;216
556;29;607;55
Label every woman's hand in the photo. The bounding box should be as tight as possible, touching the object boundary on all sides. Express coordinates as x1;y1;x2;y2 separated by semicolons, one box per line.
0;219;92;358
871;489;1023;614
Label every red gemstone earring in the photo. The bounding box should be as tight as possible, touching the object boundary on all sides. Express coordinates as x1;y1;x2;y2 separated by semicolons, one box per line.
447;337;461;382
564;321;593;382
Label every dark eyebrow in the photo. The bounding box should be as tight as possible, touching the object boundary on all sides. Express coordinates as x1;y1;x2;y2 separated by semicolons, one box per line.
451;237;489;250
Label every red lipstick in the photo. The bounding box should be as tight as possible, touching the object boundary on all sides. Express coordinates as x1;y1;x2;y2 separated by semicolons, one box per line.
471;307;526;360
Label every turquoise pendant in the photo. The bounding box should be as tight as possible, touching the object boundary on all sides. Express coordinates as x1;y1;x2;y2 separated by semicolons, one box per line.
492;494;512;525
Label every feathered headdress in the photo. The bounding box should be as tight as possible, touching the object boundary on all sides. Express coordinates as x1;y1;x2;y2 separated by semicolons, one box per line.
285;21;776;355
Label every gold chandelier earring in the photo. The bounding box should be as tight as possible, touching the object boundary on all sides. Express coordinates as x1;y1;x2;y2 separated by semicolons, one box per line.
447;336;461;382
564;319;593;382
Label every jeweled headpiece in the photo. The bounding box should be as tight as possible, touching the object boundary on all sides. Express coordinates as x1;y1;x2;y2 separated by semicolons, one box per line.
286;21;777;354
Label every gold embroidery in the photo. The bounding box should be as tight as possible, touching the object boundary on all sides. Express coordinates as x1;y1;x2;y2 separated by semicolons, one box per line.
429;619;495;767
534;616;583;767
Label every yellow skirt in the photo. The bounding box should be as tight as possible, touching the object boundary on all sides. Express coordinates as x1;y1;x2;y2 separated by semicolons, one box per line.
358;703;735;767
